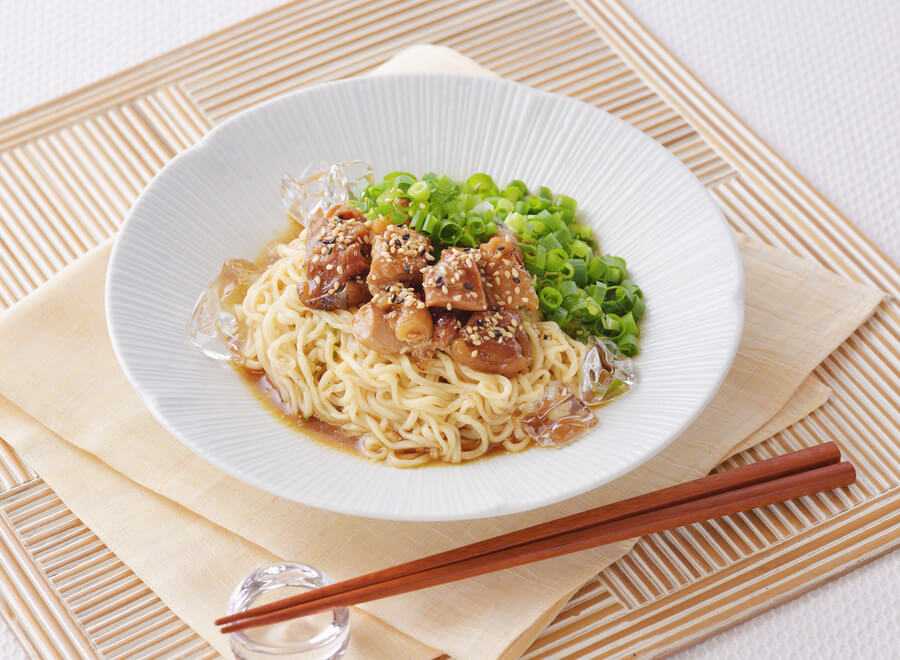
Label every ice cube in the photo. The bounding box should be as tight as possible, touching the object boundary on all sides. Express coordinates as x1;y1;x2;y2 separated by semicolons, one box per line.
518;382;598;447
281;170;327;226
338;160;374;191
579;337;635;405
188;259;261;361
281;161;374;226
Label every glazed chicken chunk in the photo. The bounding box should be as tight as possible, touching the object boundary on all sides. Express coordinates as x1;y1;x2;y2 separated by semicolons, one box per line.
429;309;466;350
480;234;539;311
353;302;406;354
449;310;533;376
422;247;487;311
371;284;433;346
300;205;370;310
367;224;433;288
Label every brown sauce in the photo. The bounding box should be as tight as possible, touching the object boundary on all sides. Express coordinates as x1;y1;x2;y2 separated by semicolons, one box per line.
254;220;303;267
235;367;363;456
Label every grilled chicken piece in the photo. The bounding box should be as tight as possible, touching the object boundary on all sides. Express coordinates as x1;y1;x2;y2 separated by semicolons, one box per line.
344;278;371;306
367;224;433;288
422;248;487;311
301;205;370;310
429;309;466;350
371;284;433;346
480;234;539;311
352;302;406;354
449;310;533;376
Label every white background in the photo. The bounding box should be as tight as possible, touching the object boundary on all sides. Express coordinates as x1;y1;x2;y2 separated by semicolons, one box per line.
1;1;898;658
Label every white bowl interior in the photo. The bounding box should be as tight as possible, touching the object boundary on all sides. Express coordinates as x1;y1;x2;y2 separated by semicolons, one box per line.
106;74;743;521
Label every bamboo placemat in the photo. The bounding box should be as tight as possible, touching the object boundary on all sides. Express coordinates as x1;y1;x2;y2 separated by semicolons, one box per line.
0;1;897;657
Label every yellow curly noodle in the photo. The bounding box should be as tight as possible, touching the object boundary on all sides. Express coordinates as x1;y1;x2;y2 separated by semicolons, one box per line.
236;232;586;467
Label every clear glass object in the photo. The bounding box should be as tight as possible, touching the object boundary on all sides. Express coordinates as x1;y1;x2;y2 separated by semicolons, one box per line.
281;160;373;226
188;258;261;362
227;562;350;660
518;381;599;447
578;337;636;405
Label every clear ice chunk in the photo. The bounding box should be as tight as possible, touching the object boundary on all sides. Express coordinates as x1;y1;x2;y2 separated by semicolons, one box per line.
188;259;262;361
518;382;599;447
579;337;635;405
337;160;374;194
281;161;373;226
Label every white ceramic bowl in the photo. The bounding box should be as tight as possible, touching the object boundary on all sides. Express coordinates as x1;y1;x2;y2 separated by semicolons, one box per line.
106;74;743;521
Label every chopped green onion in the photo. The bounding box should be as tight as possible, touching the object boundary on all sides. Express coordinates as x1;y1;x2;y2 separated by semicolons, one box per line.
493;197;514;214
554;194;577;213
437;220;463;244
568;258;588;286
383;171;416;182
539;233;564;253
546;306;571;327
616;334;639;357
618;311;639;338
602;285;635;314
537;185;553;200
572;224;593;240
552;226;573;249
530;244;547;271
457;232;477;248
422;213;439;235
539;286;563;310
529;196;550;211
408;180;430;202
558;280;580;301
466;215;487;236
502;186;523;202
391;174;416;189
587;256;606;281
527;220;547;236
601;313;622;335
545;248;568;272
545;212;566;232
631;296;646;321
507;179;528;194
570;239;592;259
466;173;497;195
585;282;607;305
506;212;526;234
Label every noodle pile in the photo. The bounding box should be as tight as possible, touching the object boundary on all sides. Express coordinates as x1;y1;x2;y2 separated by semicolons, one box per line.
237;234;586;467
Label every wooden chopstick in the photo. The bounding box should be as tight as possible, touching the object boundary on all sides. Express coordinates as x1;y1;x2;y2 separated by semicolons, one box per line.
218;444;848;633
217;442;839;628
222;462;855;633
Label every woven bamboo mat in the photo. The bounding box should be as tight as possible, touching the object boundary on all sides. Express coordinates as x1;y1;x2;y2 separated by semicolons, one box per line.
0;1;897;657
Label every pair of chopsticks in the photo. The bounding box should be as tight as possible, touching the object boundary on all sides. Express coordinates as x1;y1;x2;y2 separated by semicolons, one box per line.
217;442;853;634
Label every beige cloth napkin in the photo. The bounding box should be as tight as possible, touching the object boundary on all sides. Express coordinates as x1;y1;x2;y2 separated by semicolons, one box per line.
0;46;885;659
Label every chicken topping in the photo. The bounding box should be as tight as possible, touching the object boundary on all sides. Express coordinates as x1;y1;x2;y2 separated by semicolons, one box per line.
367;224;433;288
307;205;540;375
429;309;466;350
480;234;539;311
371;284;433;346
422;248;487;311
352;302;406;354
301;205;370;310
449;310;533;376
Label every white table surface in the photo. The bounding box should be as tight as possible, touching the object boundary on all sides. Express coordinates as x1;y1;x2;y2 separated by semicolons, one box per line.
1;1;898;658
